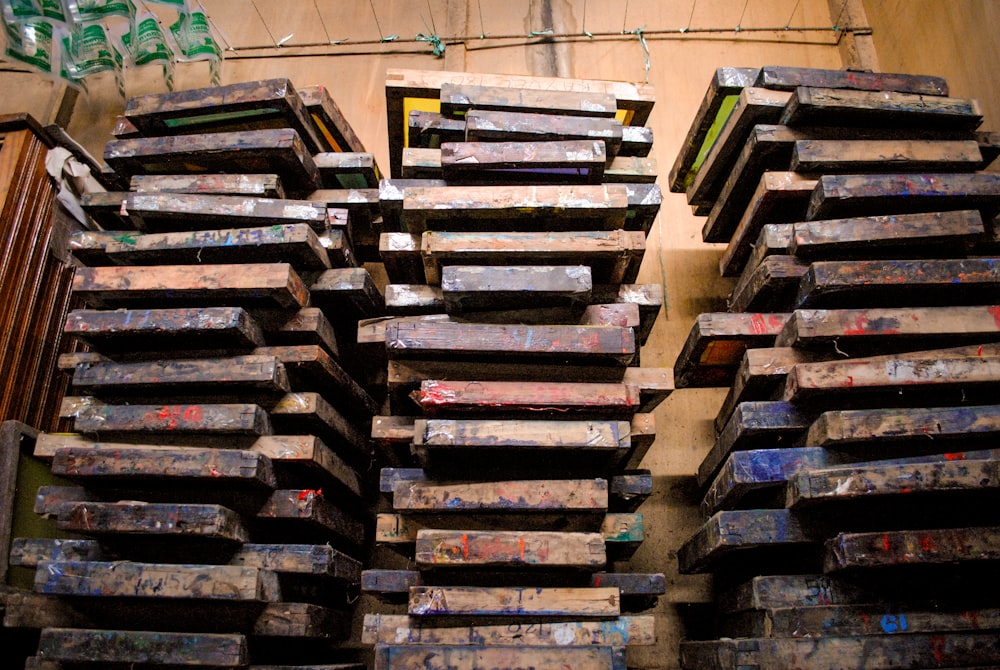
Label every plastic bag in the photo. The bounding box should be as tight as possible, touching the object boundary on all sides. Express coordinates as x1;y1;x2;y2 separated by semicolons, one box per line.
61;21;117;78
65;0;131;23
169;2;218;61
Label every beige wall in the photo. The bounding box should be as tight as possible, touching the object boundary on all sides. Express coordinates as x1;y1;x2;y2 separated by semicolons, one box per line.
2;1;996;667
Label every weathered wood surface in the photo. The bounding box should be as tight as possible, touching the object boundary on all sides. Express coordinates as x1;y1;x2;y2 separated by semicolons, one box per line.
440;140;607;184
255;345;378;416
441;265;592;314
50;445;276;489
463;109;631;157
256;489;365;550
701;446;831;515
384;357;629;388
9;538;104;567
399;184;629;234
34;561;280;601
700;401;814;488
414;529;606;568
789;209;985;260
806;404;1000;448
718;171;816;275
673;312;790;388
610;470;653;511
825;526;1000;572
129;173;285;198
806;173;1000;221
408;585;620;617
36;628;247;666
307;188;381;261
124;78;327;153
780;87;983;129
375;645;624;670
408;110;466;148
439;83;617;118
261;307;341;356
231;543;360;582
68;230;132;263
410;417;630;449
717;573;873;613
714;347;819;433
69;355;291;399
791;138;982;173
686;87;791;207
299;84;367;153
677;509;819;574
729;255;810;313
385;321;635;364
64;398;272;436
415;229;646;286
775;305;1000;353
101;224;330;270
379;232;424;284
669;66;759;192
252;602;351;639
104;129;320;195
313;152;382;189
64;307;265;352
622;182;663;234
755;66;950;96
411;379;642;417
795;258;1000;309
363;612;654;646
788;458;1000;508
680;633;1000;670
604;154;658;184
310;267;385;319
742;223;793;278
72;263;309;310
724;603;1000;639
393;478;607;513
56;501;248;542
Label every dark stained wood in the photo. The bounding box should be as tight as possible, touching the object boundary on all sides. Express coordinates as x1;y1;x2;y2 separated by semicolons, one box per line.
313;152;382;189
441;264;592;315
253;602;351;639
385;357;631;387
306;188;381;261
806;404;1000;449
742;224;793;278
408;585;620;617
129;173;285;198
104;129;320;196
825;526;1000;572
64;398;272;436
310;267;385;320
673;312;790;388
408;110;466;148
376;644;625;670
414;529;606;569
269;393;372;455
795;258;1000;309
1;422;39;583
56;501;248;543
124;78;327;153
610;470;653;511
717;573;873;613
714;347;820;433
256;489;365;551
299;84;367;153
701;446;831;515
9;538;104;567
440;140;607;184
622;182;663;234
232;543;363;582
37;628;247;666
781;87;983;129
378;178;448;233
464;109;626;158
789;209;985;260
393;478;608;513
64;307;265;353
254;345;378;417
260;307;341;356
791;138;982;173
728;255;810;313
68;230;131;265
603;154;658;184
411;379;641;417
379;232;424;284
755;66;950;96
440;83;617;118
72;263;309;310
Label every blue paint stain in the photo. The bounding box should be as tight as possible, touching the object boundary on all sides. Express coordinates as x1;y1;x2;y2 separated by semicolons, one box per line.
881;614;908;634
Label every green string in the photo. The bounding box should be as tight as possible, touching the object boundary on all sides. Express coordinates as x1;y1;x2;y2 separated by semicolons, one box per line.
529;29;554;37
625;26;650;82
416;32;445;56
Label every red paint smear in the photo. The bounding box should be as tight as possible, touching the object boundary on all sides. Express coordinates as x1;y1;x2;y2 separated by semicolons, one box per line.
594;575;601;587
298;489;322;500
944;452;966;461
846;375;854;387
749;313;768;335
882;534;891;552
461;533;469;560
519;536;526;561
930;634;946;664
987;306;1000;329
920;534;937;553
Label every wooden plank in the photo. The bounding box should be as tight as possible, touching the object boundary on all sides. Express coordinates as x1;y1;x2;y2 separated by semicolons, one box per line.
252;602;351;639
124;78;327;154
621;125;654;157
104;129;320;196
35;561;280;601
610;470;653;511
789;209;986;260
806;173;1000;221
385;357;630;386
775;305;1000;354
231;544;360;583
788;458;1000;508
379;468;643;502
64;307;265;353
464;109;625;158
306;188;381;261
393;478;608;513
411;417;630;449
795;258;1000;309
68;230;132;264
781;87;983;129
72;263;309;310
256;489;365;550
385;321;635;365
102;224;330;270
698;401;813;489
686;87;791;207
260;307;341;356
622;182;663;234
69;355;290;399
754;66;950;96
717;573;875;613
378;178;447;233
440;140;607;184
441;265;592;315
255;345;378;416
742;223;793;278
310;267;385;319
581;303;641;329
603;154;657;184
669;66;759;192
701;446;832;515
729;255;810;313
129;173;285;198
806;404;1000;448
9;538;104;566
439;83;617;118
400;184;629;234
718;171;816;276
825;526;1000;572
376;645;623;670
791;138;982;173
37;628;247;666
363;612;654;646
680;633;1000;670
299;84;367;153
313;152;381;189
414;529;606;568
411;379;642;417
408;586;620;617
408;110;466;148
673;312;790;388
379;232;424;284
677;509;819;575
714;347;819;433
1;422;38;583
64;398;272;436
50;446;276;488
56;501;248;543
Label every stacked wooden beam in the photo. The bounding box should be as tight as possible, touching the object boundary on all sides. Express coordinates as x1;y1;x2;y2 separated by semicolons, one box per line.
7;79;379;670
362;69;667;669
671;65;1000;668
